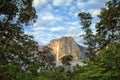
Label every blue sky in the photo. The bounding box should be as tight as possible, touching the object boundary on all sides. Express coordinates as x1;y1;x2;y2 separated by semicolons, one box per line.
24;0;107;46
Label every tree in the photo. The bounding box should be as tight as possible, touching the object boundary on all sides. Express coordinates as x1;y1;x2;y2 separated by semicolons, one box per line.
37;70;69;80
95;0;120;49
76;0;120;79
0;0;38;63
61;55;73;71
96;42;120;79
78;42;120;80
0;0;39;79
0;63;37;80
78;12;96;56
37;46;56;71
78;0;120;55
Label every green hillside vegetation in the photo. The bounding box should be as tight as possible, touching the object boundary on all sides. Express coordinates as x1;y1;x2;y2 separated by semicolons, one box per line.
0;0;120;80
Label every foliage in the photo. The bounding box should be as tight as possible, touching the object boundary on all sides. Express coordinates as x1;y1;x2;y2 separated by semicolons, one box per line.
78;0;120;55
78;12;96;55
61;55;73;66
76;0;120;80
0;0;120;80
37;46;56;71
35;0;120;79
77;42;120;80
0;0;39;79
0;0;38;68
97;42;120;79
36;67;78;80
95;0;120;49
78;12;92;29
0;63;37;80
1;42;117;80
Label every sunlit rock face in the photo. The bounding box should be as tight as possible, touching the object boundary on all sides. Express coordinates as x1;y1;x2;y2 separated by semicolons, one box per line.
48;37;87;62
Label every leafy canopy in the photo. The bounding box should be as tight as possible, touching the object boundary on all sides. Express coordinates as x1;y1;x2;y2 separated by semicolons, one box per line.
0;0;39;79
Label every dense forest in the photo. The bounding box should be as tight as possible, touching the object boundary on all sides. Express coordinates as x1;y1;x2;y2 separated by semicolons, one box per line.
0;0;120;80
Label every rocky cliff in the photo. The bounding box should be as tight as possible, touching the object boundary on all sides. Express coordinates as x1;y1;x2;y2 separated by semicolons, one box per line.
48;37;87;62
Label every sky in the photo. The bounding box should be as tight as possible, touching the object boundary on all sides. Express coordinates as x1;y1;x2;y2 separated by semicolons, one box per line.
24;0;107;46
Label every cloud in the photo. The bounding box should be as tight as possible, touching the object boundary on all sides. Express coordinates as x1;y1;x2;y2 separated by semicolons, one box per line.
46;4;53;10
87;0;100;4
87;0;106;5
63;21;84;43
32;14;63;28
42;15;62;22
50;27;65;32
32;0;47;7
32;26;48;31
64;25;85;46
52;0;72;6
76;0;106;9
88;9;101;17
25;0;107;46
64;21;79;26
52;0;63;6
76;0;86;8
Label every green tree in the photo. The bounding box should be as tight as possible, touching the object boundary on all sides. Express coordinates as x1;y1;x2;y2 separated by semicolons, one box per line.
76;0;120;80
76;42;120;80
0;63;37;80
61;55;73;71
37;46;56;71
95;0;120;49
0;0;39;79
0;0;38;66
37;70;68;80
78;12;96;56
96;42;120;79
78;0;120;55
61;55;73;67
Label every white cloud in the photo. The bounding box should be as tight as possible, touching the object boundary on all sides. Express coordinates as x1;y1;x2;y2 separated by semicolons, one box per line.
52;0;72;6
26;0;107;46
42;15;62;22
32;14;63;30
64;26;85;46
50;27;65;32
87;0;107;5
87;0;99;4
46;4;53;10
64;21;79;26
53;0;63;6
88;9;101;17
64;0;72;6
32;27;48;31
76;0;86;8
32;0;47;7
76;0;106;9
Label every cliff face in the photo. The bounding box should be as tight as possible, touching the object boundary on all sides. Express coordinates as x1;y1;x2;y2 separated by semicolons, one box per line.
48;37;86;62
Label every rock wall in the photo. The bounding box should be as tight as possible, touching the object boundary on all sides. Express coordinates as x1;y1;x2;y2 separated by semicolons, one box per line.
48;37;86;62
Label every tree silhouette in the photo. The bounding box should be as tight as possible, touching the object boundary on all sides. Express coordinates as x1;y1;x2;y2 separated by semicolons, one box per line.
61;55;73;70
0;0;38;79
